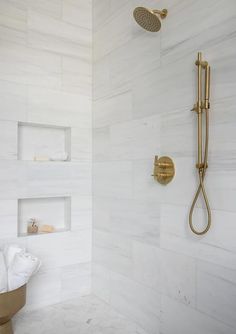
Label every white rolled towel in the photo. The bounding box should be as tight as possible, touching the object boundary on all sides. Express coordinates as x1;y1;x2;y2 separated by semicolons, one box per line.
0;251;8;293
3;244;25;268
8;251;41;291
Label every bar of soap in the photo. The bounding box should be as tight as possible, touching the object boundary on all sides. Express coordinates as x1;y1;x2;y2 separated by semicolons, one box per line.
39;225;55;233
34;156;50;161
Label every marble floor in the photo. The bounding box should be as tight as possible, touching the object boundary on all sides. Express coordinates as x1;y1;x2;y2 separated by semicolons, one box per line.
13;295;148;334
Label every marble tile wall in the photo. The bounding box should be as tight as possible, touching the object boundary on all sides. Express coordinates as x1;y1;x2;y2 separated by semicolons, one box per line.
0;0;92;309
92;1;236;333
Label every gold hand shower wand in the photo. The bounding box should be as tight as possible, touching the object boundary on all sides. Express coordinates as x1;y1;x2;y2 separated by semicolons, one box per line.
189;52;211;235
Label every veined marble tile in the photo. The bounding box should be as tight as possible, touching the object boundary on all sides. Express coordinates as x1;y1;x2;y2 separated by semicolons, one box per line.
93;126;110;162
110;271;160;334
93;229;133;278
62;55;92;96
93;161;133;199
161;203;236;253
160;250;196;306
160;0;236;60
0;40;61;88
15;295;149;334
71;195;92;231
0;25;26;45
92;196;111;232
23;267;61;311
196;260;236;329
0;120;17;160
110;198;160;246
93;0;110;32
161;106;195;158
160;295;235;334
132;56;195;119
27;0;62;19
0;161;18;199
93;56;111;99
133;241;161;292
0;199;17;238
0;0;26;32
93;90;132;127
92;263;111;303
110;114;161;161
28;9;91;45
93;2;133;61
26;230;92;271
109;32;161;92
27;87;91;127
0;80;27;121
17;161;91;198
71;127;92;162
61;262;91;301
28;30;90;58
62;0;92;30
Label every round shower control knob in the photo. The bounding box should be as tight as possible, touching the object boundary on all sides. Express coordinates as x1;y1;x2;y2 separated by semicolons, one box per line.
152;156;175;185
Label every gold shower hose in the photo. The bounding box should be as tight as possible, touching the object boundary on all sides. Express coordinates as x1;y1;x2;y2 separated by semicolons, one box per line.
189;52;211;235
189;109;211;235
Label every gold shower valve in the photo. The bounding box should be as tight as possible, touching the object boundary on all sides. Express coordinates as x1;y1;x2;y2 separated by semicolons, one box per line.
152;156;175;185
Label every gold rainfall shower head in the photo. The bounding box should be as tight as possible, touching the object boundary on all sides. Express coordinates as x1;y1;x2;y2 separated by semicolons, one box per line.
133;7;168;32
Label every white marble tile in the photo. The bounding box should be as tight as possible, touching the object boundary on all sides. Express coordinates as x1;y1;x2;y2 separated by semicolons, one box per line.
71;195;92;231
62;55;92;96
196;260;236;329
28;9;91;45
93;127;110;162
93;2;133;61
23;267;61;311
27;87;91;127
17;161;91;198
0;199;17;238
110;272;160;334
26;230;92;271
93;229;133;278
27;0;62;19
0;40;61;88
0;120;17;160
0;0;26;36
160;0;236;65
62;0;92;30
0;80;27;122
92;263;110;303
110;198;160;246
93;161;133;199
160;250;196;306
61;262;91;301
160;295;235;334
14;295;148;334
133;241;161;292
71;127;92;162
93;90;132;127
110;114;161;161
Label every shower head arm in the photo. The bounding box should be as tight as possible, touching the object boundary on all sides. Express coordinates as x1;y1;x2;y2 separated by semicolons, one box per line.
152;9;168;19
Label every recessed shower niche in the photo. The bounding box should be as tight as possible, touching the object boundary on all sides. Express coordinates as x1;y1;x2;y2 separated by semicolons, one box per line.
18;122;71;162
18;196;71;237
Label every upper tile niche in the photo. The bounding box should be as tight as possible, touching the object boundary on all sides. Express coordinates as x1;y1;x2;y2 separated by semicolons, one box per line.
18;122;71;162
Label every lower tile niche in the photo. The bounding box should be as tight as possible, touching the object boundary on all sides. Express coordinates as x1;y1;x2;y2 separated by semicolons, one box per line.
18;196;71;237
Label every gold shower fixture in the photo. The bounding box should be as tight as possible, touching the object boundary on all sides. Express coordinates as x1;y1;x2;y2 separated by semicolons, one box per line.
152;156;175;185
189;52;211;235
133;7;168;32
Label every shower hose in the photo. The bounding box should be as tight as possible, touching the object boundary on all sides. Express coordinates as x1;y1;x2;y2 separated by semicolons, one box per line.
189;109;211;235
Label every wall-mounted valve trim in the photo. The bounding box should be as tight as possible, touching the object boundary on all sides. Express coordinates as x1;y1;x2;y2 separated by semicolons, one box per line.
152;156;175;185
